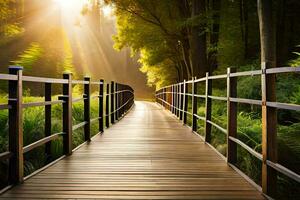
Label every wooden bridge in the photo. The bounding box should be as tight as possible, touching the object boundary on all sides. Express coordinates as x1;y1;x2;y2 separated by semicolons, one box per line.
1;101;264;199
0;65;300;199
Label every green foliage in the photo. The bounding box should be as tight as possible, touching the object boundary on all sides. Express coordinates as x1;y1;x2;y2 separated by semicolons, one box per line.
0;92;101;185
110;0;186;88
217;0;245;70
288;48;300;67
57;31;75;75
0;0;24;45
12;43;44;71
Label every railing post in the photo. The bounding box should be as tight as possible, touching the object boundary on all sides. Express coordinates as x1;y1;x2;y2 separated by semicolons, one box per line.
261;62;277;196
8;66;23;184
61;72;72;155
115;83;119;121
84;76;91;142
110;81;115;124
192;78;198;132
174;85;177;115
105;83;110;128
177;84;181;118
45;82;52;162
205;72;212;142
227;68;237;164
99;79;104;133
183;80;188;124
180;83;184;120
120;84;124;116
171;85;174;113
175;84;179;117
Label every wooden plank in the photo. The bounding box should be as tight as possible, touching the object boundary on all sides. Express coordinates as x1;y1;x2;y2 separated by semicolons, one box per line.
1;101;264;199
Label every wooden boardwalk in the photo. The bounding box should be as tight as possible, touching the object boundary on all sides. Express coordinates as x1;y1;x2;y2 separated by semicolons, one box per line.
1;101;264;199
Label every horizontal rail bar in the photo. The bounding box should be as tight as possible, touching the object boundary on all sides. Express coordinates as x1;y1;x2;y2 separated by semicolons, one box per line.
90;81;103;85
90;117;101;123
0;151;13;161
22;100;64;108
208;74;227;80
229;136;263;160
72;80;89;84
207;120;227;134
266;66;300;74
23;76;68;84
23;132;65;154
72;121;88;131
230;70;262;77
91;95;100;100
230;97;262;106
0;104;11;110
266;160;300;183
0;74;17;81
194;77;206;83
115;90;134;94
194;94;206;98
112;96;134;114
194;114;205;121
266;102;300;111
208;95;227;101
72;97;86;103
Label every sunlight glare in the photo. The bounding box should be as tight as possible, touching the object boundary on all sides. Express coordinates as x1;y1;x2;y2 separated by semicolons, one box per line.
53;0;85;9
102;5;114;18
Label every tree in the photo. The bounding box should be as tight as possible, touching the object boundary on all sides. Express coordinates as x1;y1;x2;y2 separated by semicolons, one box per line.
106;0;216;88
257;0;277;197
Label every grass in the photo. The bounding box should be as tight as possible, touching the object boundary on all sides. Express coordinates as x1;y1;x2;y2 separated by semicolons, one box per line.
184;87;300;199
0;92;102;189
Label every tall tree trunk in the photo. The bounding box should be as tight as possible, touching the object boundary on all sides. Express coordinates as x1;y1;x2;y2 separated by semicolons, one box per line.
240;0;249;59
189;0;209;78
258;0;276;65
180;38;192;79
257;0;277;197
208;0;221;71
276;0;287;66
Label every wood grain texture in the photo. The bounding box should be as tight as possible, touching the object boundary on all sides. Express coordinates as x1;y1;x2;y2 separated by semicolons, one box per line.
1;101;265;199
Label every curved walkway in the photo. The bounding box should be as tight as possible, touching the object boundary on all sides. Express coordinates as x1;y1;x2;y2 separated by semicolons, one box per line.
1;101;264;199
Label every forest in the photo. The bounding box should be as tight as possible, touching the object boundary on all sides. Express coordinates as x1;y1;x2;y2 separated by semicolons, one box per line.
0;0;300;199
107;0;300;199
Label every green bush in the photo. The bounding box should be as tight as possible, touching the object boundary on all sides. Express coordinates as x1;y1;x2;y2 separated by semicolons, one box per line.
0;92;101;188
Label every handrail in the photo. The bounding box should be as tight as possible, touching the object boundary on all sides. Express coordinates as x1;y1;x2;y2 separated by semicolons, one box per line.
0;66;135;190
23;132;65;154
155;65;300;197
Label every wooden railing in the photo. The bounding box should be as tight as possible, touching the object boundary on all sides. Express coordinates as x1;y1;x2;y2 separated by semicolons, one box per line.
0;66;134;188
155;64;300;197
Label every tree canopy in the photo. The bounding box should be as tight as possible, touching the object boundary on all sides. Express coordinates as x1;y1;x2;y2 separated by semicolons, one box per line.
108;0;300;89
